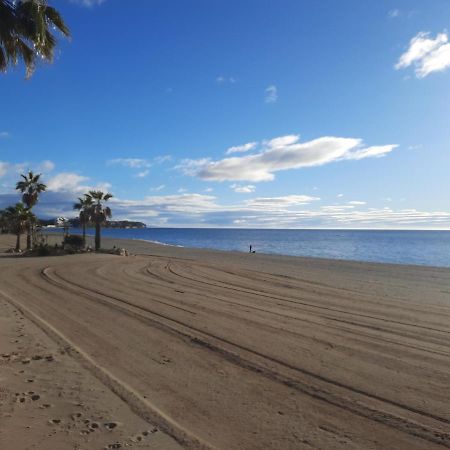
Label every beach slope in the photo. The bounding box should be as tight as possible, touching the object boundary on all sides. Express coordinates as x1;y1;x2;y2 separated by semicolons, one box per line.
0;234;449;449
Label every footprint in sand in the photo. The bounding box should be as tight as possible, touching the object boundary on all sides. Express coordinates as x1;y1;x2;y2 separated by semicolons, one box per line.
15;391;41;403
104;421;119;430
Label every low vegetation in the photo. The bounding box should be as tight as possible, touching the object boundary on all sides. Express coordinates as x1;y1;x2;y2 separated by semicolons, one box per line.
0;171;116;256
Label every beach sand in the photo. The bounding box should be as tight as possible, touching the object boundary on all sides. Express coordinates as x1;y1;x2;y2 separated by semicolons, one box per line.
0;233;449;449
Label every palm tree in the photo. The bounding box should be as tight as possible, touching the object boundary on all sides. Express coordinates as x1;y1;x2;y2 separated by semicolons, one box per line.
85;191;113;251
4;203;32;251
73;194;93;247
16;171;46;249
0;0;70;78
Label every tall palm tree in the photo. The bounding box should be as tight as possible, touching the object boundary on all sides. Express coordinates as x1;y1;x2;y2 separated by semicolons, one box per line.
0;0;70;78
73;194;93;247
85;191;113;251
16;171;46;249
4;203;32;251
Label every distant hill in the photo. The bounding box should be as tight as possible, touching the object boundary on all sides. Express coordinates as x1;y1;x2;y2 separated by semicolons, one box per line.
39;218;147;229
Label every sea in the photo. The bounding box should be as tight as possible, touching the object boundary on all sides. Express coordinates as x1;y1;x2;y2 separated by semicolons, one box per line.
45;228;450;268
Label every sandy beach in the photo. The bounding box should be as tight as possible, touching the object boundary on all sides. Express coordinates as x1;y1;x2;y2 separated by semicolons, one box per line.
1;233;450;450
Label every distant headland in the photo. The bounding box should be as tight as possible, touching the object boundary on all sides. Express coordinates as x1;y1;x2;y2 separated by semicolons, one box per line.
39;218;147;229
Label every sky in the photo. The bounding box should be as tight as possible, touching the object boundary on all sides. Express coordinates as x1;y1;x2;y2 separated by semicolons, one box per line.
1;0;450;229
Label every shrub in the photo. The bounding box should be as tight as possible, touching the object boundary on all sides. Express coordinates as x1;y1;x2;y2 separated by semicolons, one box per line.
63;234;84;251
36;244;51;256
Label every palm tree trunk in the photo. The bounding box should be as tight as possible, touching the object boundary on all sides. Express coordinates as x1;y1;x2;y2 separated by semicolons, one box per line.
16;233;21;251
82;221;86;247
26;221;32;250
95;221;101;251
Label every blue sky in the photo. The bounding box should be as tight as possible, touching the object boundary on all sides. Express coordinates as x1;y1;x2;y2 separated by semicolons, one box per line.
1;0;450;228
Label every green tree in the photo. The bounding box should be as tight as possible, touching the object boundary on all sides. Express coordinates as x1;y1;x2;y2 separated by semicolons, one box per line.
0;0;70;78
4;203;33;251
85;191;113;251
16;171;46;249
73;194;93;247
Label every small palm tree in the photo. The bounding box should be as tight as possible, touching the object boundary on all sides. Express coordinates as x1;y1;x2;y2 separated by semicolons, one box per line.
73;194;93;247
85;191;113;251
4;203;33;251
0;0;70;78
16;171;47;249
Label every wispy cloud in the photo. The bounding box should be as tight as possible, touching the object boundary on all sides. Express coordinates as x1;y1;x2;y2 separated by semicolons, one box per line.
108;155;171;177
388;9;400;18
0;131;10;139
70;0;106;7
151;184;166;192
348;201;366;205
178;134;397;182
108;158;151;169
216;76;236;84
265;85;278;103
244;195;319;209
396;31;450;78
231;184;256;193
226;142;257;155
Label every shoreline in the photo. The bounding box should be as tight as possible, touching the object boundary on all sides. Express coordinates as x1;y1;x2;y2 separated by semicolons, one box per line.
40;231;450;271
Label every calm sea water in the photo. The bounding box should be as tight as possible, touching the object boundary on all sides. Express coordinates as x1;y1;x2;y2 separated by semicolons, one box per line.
48;228;450;268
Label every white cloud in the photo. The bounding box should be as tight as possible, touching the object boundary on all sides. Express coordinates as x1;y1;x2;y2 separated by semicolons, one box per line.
47;173;89;192
348;201;366;205
46;172;111;194
108;158;151;169
151;184;166;192
0;160;55;179
70;0;106;6
136;170;149;178
0;162;9;177
231;184;256;193
216;76;236;84
388;9;400;18
108;155;170;177
337;193;344;198
39;160;55;172
178;134;397;182
226;142;257;155
0;131;10;138
343;145;396;160
2;182;449;229
245;195;319;209
265;85;278;103
396;31;450;78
